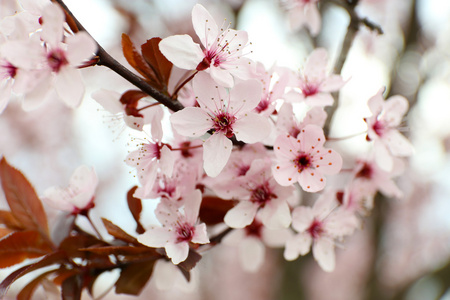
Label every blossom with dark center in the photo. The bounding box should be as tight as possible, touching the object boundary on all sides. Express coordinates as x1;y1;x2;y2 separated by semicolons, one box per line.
273;124;342;192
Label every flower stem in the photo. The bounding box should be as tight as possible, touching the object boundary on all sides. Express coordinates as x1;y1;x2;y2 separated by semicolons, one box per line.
171;70;198;99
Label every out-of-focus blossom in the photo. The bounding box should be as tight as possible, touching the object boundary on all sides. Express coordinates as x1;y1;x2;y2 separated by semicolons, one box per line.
42;165;98;215
281;0;321;36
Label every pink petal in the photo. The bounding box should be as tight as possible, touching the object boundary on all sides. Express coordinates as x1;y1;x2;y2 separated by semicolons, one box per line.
374;140;394;171
305;3;321;36
184;189;202;225
272;161;299;186
298;170;326;192
203;133;233;177
165;241;189;265
229;79;262;114
66;32;97;66
384;130;414;157
192;223;210;244
258;197;292;229
303;107;327;128
224;201;258;228
312;237;335;272
192;4;218;48
170;107;212;137
312;148;343;174
91;89;122;114
208;66;234;88
160;145;175;177
41;3;64;47
291;206;314;232
383;95;409;126
137;226;170;248
300;124;326;150
239;237;265;272
283;90;305;103
233;113;271;143
304;93;334;107
304;48;327;81
367;88;385;115
192;72;228;113
0;81;12;114
55;66;85;108
159;35;204;70
227;57;254;81
320;75;346;92
284;232;312;261
22;72;52;111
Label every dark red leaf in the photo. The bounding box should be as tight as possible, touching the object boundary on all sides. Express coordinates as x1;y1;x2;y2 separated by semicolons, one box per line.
0;158;49;237
0;231;53;268
115;260;156;295
177;248;202;276
62;274;82;300
141;38;173;90
59;234;104;258
126;186;145;234
17;270;56;300
0;251;67;298
199;195;234;225
0;227;14;238
0;210;24;230
121;34;159;85
119;90;147;105
101;218;139;245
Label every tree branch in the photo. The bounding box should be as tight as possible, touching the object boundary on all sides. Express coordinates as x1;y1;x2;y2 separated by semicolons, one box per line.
53;0;185;113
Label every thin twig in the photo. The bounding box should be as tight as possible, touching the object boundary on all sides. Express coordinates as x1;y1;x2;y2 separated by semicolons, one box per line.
53;0;185;113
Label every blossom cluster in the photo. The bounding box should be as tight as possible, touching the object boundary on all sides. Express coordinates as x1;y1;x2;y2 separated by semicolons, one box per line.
0;0;415;298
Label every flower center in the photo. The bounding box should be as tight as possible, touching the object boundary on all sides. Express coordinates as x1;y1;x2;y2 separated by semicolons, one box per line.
372;120;386;137
0;60;17;79
356;162;373;179
213;112;236;138
307;218;324;239
294;153;311;172
301;82;318;97
176;222;195;243
250;182;276;207
47;49;68;73
255;98;270;113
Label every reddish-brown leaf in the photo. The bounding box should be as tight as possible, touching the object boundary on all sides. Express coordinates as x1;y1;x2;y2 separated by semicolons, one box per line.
62;274;82;300
17;270;56;300
0;210;24;230
115;260;156;295
0;227;14;238
0;231;53;268
101;218;139;245
121;34;159;85
0;158;49;237
126;186;145;234
177;248;202;275
199;195;234;225
141;38;173;90
0;251;67;298
119;90;148;105
80;245;155;256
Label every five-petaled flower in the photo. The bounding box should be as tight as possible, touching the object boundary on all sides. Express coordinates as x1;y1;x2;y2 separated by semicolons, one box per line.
170;72;271;177
137;189;209;265
159;4;253;87
272;124;342;192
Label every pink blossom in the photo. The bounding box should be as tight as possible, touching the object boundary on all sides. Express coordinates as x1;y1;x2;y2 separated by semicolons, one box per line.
159;4;253;87
137;190;209;265
224;158;295;229
223;218;291;272
273;124;342;192
284;193;359;272
170;72;271;177
285;48;345;107
282;0;321;36
42;165;98;215
276;103;327;138
92;89;163;132
364;88;414;171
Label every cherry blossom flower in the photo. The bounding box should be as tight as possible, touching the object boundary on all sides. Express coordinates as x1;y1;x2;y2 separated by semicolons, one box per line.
137;189;209;265
223;218;291;272
92;89;163;132
281;0;321;36
364;88;414;171
224;158;295;229
42;165;98;215
273;124;342;192
276;103;327;138
170;72;271;177
2;3;97;110
284;193;359;272
285;48;345;107
159;4;253;87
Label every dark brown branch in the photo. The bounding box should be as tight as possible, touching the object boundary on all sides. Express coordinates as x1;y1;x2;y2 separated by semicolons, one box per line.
53;0;185;113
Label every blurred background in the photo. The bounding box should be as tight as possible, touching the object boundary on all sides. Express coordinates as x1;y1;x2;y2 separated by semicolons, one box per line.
1;0;450;299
